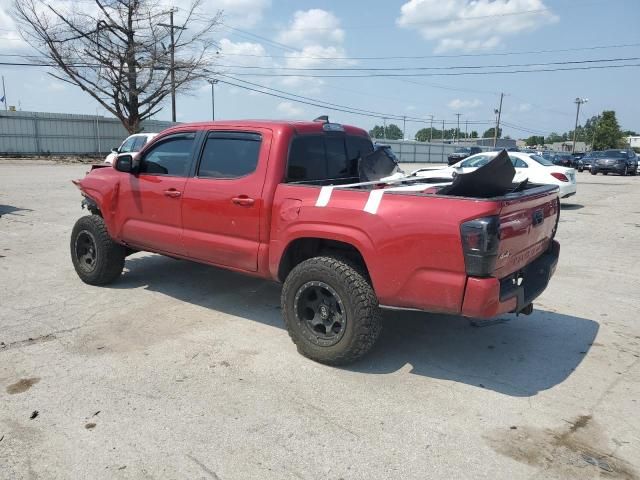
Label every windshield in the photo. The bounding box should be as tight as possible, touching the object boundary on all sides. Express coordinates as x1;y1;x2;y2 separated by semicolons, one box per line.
529;154;554;166
454;147;471;154
603;150;628;158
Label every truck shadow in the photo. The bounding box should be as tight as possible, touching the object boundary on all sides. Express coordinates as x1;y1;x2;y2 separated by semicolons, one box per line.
115;254;598;398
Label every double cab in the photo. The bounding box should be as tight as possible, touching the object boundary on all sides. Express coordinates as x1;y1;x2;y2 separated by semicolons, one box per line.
71;119;560;364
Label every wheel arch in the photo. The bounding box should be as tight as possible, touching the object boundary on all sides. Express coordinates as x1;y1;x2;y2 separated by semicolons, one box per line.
277;237;371;284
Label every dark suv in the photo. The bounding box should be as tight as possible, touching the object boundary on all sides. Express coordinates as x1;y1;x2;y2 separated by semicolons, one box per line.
447;146;482;165
591;150;638;176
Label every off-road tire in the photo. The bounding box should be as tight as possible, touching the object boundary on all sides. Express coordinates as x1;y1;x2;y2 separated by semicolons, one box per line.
70;215;126;285
281;256;382;365
590;169;598;175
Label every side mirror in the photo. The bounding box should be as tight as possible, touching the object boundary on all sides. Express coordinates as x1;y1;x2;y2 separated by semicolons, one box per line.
114;154;134;173
111;147;119;153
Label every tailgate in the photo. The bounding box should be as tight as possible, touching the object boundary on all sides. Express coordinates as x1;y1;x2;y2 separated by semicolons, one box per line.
494;187;559;278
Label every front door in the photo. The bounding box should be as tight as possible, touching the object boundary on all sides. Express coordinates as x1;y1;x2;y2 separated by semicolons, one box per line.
181;130;271;271
118;132;197;255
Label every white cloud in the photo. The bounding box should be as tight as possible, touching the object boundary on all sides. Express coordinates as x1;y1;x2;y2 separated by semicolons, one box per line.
276;101;305;118
0;0;28;51
273;10;352;89
517;103;532;112
397;0;558;52
277;9;344;47
448;98;482;109
214;0;271;28
217;38;272;67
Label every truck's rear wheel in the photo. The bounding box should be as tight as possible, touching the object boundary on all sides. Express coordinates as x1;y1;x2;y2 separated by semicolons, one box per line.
281;256;382;365
70;215;126;285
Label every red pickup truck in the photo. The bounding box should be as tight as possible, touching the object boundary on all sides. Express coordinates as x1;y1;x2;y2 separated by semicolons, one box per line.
71;119;560;364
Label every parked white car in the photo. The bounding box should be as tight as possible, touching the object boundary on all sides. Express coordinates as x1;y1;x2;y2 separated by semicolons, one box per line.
104;133;158;164
413;151;577;199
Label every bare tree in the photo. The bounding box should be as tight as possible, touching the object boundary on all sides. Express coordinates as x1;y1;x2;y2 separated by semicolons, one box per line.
14;0;221;133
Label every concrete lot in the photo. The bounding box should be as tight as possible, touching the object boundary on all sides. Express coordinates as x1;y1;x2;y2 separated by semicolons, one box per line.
1;159;639;479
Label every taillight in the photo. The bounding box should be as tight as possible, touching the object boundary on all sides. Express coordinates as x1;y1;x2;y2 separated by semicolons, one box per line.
460;216;500;277
550;172;569;182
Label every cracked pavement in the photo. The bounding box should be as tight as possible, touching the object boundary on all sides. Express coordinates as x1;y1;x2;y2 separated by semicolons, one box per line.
1;159;639;479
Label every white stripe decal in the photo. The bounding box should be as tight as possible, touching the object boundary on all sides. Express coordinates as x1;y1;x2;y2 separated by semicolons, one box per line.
363;189;385;214
315;186;334;207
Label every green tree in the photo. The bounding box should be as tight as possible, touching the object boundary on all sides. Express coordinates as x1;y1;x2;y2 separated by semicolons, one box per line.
385;124;404;140
592;110;623;150
545;132;564;143
415;128;433;142
525;135;544;146
470;130;478;138
369;124;403;140
482;127;502;139
369;125;385;139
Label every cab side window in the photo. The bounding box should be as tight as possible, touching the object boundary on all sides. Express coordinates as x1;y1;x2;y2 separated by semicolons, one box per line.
139;133;196;176
197;132;262;179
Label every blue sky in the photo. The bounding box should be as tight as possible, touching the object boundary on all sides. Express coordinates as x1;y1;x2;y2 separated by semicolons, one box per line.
1;0;639;139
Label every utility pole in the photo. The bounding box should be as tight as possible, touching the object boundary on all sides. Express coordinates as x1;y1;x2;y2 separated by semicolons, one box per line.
442;119;445;142
159;9;186;122
493;92;504;148
402;116;406;141
465;119;469;139
455;113;461;143
208;79;218;120
1;76;6;110
383;117;387;140
428;114;434;142
572;97;588;153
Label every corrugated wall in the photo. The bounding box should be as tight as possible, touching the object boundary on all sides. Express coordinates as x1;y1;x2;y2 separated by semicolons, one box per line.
375;139;497;163
0;110;175;155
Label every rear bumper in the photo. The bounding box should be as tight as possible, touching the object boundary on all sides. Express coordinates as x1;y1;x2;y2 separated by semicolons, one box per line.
593;164;626;173
460;240;560;318
558;183;577;198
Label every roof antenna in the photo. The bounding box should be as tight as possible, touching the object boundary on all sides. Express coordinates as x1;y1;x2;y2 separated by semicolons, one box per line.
313;115;329;123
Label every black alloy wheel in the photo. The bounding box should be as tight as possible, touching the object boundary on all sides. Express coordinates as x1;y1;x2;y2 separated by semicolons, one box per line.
74;230;98;274
294;281;347;347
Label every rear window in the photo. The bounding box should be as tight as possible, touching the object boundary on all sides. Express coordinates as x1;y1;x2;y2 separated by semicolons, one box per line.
603;150;628;158
529;154;554;166
287;134;373;183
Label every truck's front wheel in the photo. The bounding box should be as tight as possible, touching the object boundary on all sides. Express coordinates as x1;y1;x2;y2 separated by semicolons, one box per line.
70;215;126;285
281;256;382;365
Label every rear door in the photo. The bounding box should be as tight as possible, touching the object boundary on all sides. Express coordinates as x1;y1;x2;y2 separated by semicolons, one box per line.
180;129;271;271
118;132;197;255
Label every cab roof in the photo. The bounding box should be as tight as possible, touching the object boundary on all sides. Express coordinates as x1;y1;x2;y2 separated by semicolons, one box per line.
157;119;369;137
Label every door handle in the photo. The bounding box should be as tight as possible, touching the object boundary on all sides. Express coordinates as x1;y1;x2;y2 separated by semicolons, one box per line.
232;196;255;207
164;189;182;198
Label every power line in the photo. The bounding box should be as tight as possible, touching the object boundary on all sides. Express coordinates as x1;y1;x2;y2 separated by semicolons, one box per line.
211;42;640;61
213;57;640;72
215;73;491;125
214;63;640;78
3;60;638;77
